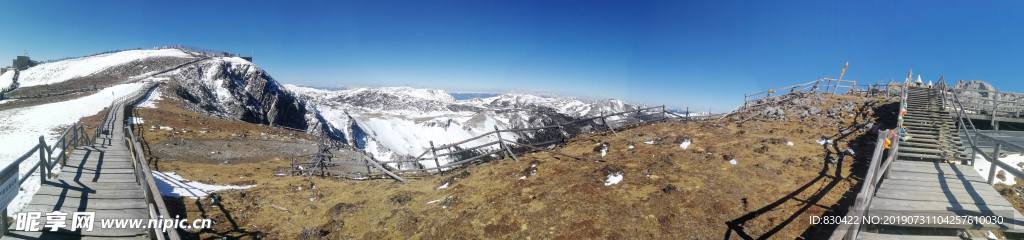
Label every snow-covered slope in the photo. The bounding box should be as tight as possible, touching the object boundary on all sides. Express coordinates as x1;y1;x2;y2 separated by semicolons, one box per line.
287;84;637;167
17;49;193;87
0;70;15;90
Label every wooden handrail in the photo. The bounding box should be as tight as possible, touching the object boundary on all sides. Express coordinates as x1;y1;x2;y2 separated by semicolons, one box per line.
120;83;181;240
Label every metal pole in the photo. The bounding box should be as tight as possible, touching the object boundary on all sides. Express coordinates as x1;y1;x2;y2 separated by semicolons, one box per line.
989;143;1001;185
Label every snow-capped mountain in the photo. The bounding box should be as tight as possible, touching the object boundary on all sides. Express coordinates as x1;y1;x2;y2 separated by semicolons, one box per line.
286;85;638;167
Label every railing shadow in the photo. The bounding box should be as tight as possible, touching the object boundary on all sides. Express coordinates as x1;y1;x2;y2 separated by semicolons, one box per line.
724;100;896;239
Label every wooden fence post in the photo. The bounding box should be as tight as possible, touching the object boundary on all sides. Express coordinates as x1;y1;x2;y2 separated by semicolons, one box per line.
992;88;999;130
558;125;568;144
825;79;831;93
363;152;372;177
38;144;46;185
493;127;506;160
989;143;1001;185
494;126;519;162
1;209;7;236
38;136;49;180
661;105;666;121
743;95;747;110
685;106;689;120
430;141;443;176
597;110;619;136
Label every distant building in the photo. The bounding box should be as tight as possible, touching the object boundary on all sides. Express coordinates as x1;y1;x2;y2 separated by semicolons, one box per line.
11;56;37;70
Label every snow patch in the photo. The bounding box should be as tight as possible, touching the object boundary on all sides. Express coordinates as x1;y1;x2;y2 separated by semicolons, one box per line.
643;141;654;144
427;196;451;204
787;141;794;146
151;171;255;199
437;182;449;190
729;159;738;165
815;139;833;145
973;153;1024;186
680;139;691;149
605;172;623;186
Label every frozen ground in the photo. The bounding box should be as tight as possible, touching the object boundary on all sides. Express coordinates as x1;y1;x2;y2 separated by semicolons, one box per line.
17;49;191;87
0;83;144;215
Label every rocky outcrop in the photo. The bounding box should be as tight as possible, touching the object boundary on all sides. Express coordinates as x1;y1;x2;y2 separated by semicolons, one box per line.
954;79;997;99
171;57;344;141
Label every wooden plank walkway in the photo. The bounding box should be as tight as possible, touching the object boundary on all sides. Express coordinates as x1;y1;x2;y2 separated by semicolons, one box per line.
5;101;148;239
860;87;1024;238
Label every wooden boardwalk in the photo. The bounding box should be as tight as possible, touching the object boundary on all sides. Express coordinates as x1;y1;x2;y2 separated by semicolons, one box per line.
859;87;1024;239
5;100;149;239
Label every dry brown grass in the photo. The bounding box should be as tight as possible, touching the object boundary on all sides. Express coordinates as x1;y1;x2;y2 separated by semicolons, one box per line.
140;92;893;239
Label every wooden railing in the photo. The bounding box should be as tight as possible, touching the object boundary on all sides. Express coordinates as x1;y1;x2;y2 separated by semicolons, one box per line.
943;87;1024;120
830;77;911;240
941;79;1024;182
741;78;902;113
119;82;181;240
0;122;92;235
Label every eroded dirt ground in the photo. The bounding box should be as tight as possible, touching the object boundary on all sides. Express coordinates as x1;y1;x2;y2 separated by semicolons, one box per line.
138;91;899;239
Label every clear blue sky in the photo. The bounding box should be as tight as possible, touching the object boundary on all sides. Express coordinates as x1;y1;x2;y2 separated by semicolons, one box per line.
2;1;1023;112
